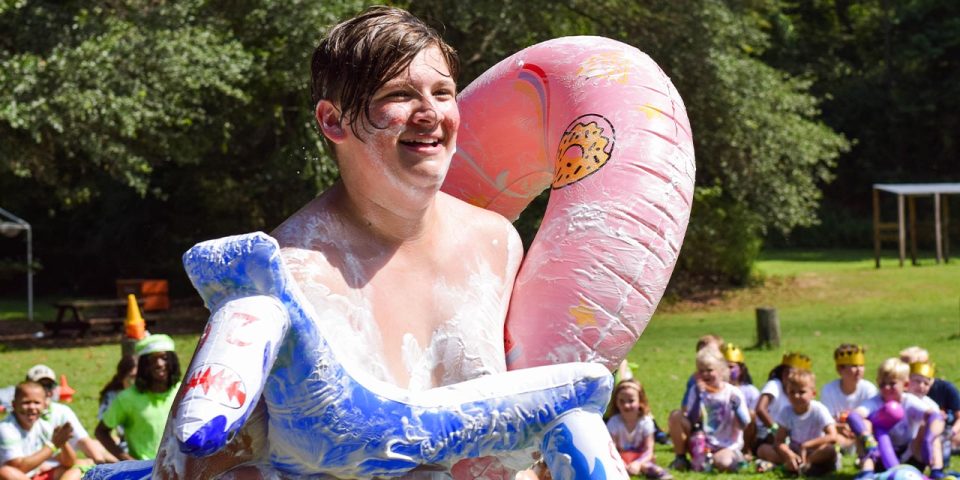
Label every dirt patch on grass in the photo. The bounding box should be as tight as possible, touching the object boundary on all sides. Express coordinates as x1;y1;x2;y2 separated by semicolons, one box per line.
661;273;830;314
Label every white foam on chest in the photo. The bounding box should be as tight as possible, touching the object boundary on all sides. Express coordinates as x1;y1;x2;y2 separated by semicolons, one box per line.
277;215;510;390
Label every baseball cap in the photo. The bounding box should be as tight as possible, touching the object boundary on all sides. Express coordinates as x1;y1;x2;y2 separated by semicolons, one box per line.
135;334;176;356
26;364;57;383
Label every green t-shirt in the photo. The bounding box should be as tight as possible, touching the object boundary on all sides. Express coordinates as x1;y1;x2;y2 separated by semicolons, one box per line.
102;382;179;460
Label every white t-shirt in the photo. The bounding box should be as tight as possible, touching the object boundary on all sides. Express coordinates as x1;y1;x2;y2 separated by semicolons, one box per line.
820;379;878;420
0;414;59;477
857;393;930;448
606;414;654;453
740;384;761;410
758;378;790;438
906;395;940;440
684;382;750;450
776;399;835;446
43;402;88;448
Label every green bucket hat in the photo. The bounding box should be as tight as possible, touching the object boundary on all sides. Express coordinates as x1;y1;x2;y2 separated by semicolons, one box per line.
135;334;176;356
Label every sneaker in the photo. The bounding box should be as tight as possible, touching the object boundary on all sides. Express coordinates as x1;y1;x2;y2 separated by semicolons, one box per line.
755;459;775;473
655;430;672;445
645;465;674;480
668;456;691;472
930;470;956;480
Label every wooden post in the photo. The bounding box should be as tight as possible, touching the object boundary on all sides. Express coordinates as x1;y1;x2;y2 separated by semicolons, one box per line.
909;196;917;265
935;193;943;264
944;196;951;263
756;307;781;349
873;188;881;269
898;194;906;267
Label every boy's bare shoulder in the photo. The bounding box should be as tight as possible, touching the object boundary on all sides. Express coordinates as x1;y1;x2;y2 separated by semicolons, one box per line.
439;192;519;236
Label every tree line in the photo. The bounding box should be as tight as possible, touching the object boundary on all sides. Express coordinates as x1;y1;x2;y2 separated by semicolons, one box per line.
0;0;956;297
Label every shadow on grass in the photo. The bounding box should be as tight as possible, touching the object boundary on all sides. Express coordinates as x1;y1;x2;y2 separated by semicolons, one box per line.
0;307;207;352
760;249;875;263
761;248;955;265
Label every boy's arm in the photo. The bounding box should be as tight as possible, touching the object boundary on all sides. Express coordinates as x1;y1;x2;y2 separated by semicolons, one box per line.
56;437;77;468
802;423;838;451
4;423;73;473
3;444;57;473
95;420;131;462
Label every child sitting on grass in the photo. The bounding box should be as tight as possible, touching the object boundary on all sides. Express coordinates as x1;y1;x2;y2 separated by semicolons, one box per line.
900;346;960;471
821;344;878;453
849;357;947;479
752;351;812;458
667;334;724;467
756;369;838;476
668;345;751;472
606;379;672;479
0;382;83;480
722;343;760;456
722;343;759;409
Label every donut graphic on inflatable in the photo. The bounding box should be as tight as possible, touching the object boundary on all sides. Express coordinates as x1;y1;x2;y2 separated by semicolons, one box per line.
553;114;615;189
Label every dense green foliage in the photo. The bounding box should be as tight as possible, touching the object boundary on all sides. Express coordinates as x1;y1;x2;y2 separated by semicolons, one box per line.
0;1;360;292
761;0;960;248
4;0;951;294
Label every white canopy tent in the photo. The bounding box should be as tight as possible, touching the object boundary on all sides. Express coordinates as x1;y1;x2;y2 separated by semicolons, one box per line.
0;207;32;321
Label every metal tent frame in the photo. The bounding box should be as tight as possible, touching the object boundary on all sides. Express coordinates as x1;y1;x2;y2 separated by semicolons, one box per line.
0;207;32;321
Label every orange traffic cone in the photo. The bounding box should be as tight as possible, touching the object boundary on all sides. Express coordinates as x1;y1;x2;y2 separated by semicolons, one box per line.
125;294;146;340
58;374;76;403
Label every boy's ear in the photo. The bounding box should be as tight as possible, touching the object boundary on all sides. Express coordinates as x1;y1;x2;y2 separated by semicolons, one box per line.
316;100;346;144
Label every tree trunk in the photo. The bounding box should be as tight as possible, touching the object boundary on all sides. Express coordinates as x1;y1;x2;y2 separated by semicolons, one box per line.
756;307;781;348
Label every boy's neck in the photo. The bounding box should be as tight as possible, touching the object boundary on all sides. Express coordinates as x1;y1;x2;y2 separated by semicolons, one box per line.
793;403;811;415
840;376;858;394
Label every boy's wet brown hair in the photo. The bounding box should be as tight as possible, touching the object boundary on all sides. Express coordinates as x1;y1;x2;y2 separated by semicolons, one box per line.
612;378;650;416
311;6;460;145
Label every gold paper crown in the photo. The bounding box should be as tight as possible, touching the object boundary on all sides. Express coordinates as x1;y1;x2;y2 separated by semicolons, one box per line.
909;362;936;379
721;343;745;363
782;352;812;371
834;345;866;366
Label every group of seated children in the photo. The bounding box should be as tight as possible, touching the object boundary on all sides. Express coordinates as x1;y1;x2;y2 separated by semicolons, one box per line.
3;332;958;479
0;334;181;479
608;336;959;478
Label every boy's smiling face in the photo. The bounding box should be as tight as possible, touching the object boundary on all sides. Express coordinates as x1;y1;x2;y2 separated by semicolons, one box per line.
786;379;816;414
878;374;906;403
13;383;46;430
907;373;933;397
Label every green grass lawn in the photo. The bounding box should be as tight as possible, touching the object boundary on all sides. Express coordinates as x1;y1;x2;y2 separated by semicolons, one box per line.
0;248;957;477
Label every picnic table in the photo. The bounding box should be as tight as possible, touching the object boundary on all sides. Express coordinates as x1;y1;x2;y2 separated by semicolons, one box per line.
44;298;152;337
